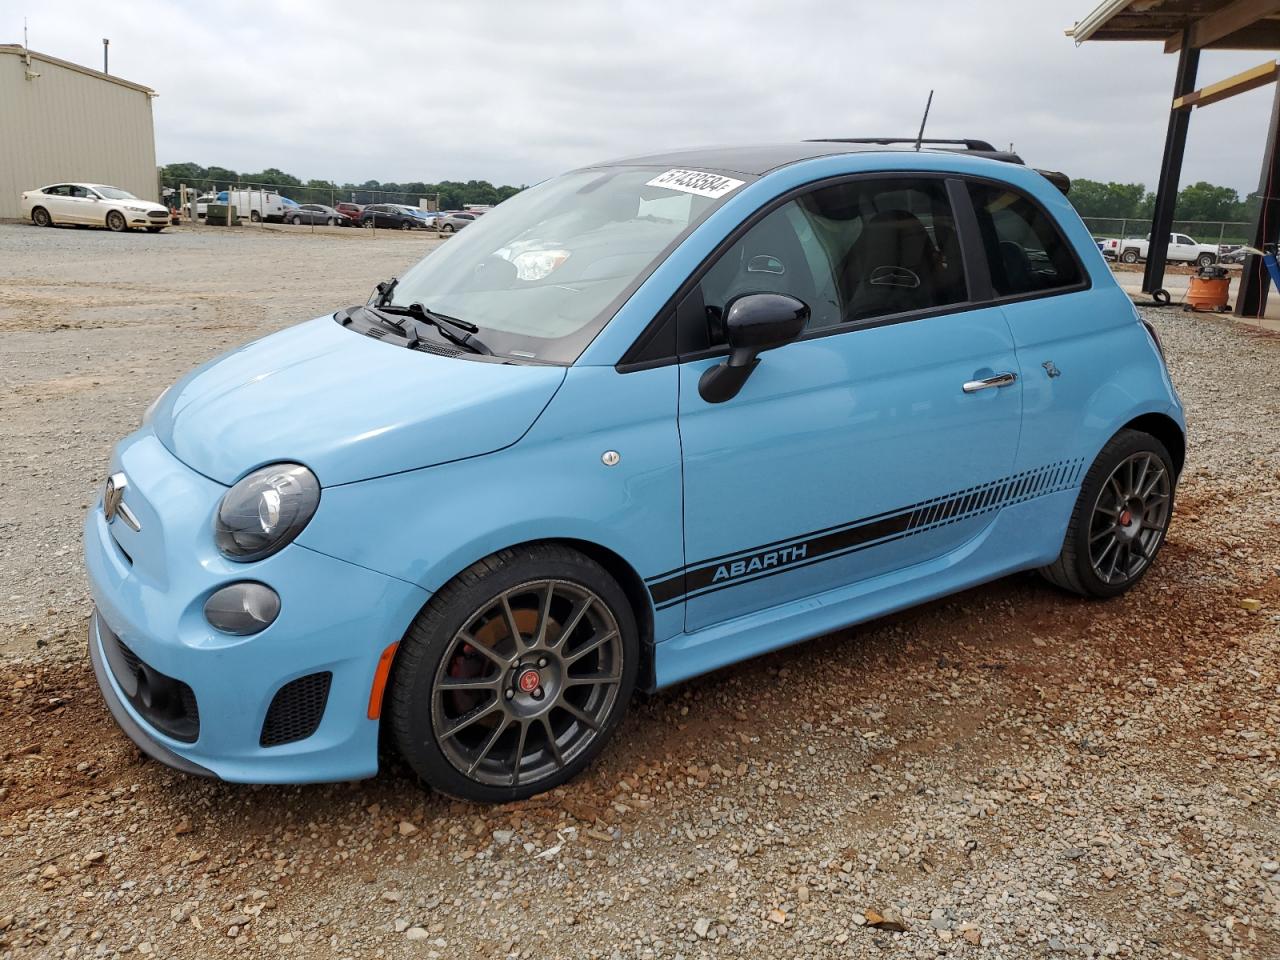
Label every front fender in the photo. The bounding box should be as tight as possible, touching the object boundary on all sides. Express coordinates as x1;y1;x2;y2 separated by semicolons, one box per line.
296;363;684;638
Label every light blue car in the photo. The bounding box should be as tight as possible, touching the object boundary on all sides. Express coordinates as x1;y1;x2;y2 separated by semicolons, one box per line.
85;140;1184;802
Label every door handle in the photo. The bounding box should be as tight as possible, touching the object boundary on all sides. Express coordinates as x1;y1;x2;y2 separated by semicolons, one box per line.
962;372;1017;393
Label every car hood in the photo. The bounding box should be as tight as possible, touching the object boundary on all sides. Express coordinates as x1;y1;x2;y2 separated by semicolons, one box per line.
116;198;168;213
150;315;566;486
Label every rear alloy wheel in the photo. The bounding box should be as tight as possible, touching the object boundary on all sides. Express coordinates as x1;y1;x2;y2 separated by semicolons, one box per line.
1120;249;1139;264
363;219;374;229
1196;253;1216;268
105;210;127;232
31;207;52;227
390;545;637;802
400;220;412;231
1041;429;1175;597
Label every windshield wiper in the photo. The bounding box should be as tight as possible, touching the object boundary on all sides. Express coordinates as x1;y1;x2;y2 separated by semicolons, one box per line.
376;302;493;355
371;277;398;307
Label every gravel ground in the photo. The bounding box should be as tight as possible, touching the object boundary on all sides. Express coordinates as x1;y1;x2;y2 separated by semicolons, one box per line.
0;222;1277;959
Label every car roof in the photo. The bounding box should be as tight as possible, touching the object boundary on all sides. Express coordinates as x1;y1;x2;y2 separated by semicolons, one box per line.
596;140;1026;177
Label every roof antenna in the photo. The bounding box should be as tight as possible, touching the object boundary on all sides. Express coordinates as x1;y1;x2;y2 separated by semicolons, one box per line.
914;89;934;151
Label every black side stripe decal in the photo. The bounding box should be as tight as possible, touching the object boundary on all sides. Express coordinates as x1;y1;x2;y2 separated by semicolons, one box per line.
646;458;1084;609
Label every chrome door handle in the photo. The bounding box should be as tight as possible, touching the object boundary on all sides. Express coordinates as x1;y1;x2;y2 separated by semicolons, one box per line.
962;372;1018;393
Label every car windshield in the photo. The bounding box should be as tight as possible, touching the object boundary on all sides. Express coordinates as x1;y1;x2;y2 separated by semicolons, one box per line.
94;186;137;200
389;166;747;363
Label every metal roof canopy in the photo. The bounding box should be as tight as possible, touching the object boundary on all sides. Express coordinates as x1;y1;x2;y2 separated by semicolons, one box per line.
1069;1;1280;318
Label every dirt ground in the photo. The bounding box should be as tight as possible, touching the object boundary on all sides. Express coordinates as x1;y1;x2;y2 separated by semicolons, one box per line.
0;222;1277;959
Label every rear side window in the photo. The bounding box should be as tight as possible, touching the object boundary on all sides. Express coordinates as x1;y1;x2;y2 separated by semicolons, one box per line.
968;183;1082;297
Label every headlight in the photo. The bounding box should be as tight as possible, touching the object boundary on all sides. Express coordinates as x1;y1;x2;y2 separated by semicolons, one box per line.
125;205;146;213
511;249;570;281
141;385;171;425
214;463;320;561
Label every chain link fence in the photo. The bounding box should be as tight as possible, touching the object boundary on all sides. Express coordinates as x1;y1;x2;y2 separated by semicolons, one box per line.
1081;217;1252;248
159;177;445;232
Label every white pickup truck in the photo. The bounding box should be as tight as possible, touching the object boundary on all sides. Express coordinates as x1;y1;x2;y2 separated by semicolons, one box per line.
1100;232;1219;267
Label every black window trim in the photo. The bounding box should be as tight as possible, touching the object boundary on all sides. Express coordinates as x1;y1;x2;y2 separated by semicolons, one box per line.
615;170;1091;373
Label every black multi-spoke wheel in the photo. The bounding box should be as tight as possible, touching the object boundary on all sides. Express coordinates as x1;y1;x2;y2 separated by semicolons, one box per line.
1042;429;1177;597
1088;451;1171;586
389;545;637;802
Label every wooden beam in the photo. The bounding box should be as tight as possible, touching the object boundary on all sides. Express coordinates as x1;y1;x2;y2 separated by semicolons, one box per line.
1165;0;1280;53
1203;19;1280;47
1172;60;1280;109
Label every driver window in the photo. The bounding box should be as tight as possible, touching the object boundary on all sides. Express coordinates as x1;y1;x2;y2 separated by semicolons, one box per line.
698;178;967;342
69;186;90;199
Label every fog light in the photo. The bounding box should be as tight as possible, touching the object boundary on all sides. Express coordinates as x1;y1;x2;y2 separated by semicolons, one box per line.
204;582;280;636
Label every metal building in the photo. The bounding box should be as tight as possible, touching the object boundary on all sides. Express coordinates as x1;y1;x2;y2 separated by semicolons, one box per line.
1069;1;1280;319
0;44;157;221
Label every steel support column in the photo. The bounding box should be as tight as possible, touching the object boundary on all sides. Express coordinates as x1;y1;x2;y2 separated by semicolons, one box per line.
1238;81;1280;317
1143;31;1200;295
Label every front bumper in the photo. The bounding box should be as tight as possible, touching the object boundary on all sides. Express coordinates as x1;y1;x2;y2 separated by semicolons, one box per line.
84;430;430;783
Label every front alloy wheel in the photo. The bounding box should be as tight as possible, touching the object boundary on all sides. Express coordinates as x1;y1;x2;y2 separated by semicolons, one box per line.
390;545;637;802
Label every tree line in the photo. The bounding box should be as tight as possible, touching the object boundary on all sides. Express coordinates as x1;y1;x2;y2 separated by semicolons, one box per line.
1068;178;1258;224
159;162;526;211
159;162;1257;226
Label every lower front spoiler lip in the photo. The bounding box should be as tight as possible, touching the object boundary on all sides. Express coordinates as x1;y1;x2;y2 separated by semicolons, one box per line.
88;609;217;780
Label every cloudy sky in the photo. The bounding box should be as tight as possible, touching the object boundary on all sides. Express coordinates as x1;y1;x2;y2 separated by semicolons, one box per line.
10;1;1274;193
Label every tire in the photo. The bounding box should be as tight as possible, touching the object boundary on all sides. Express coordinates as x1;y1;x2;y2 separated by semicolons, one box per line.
31;207;52;227
250;210;262;223
106;210;127;232
327;217;336;226
1120;249;1140;264
400;221;412;231
1040;429;1176;598
1196;253;1216;268
363;219;374;229
389;544;639;803
290;216;302;225
442;223;455;233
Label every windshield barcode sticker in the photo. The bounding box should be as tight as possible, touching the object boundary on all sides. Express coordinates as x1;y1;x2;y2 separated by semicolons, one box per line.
645;169;745;200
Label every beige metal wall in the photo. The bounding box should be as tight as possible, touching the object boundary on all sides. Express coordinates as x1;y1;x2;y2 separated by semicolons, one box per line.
0;48;157;220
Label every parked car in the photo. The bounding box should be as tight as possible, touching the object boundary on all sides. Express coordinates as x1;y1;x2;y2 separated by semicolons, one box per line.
335;202;364;222
285;203;349;226
359;204;421;229
1100;232;1218;267
1217;245;1251;265
436;210;479;232
407;208;439;228
21;182;169;232
85;139;1184;803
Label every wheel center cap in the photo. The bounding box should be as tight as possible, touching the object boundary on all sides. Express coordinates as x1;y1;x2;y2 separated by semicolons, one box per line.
517;668;541;693
1118;509;1133;526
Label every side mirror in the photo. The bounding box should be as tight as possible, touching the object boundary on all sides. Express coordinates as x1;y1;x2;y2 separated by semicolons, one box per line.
698;293;808;403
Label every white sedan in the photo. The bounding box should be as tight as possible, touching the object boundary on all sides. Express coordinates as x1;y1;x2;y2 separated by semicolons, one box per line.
20;183;170;232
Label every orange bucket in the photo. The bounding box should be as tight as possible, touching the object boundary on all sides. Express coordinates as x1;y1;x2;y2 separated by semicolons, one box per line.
1185;274;1230;312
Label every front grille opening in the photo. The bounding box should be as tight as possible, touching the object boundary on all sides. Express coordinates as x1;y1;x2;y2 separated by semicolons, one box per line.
100;626;199;742
260;672;331;747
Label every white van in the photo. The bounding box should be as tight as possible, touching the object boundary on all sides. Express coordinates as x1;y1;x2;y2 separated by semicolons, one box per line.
193;189;289;222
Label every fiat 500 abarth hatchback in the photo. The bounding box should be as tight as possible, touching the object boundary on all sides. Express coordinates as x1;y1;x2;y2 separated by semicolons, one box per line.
85;138;1184;802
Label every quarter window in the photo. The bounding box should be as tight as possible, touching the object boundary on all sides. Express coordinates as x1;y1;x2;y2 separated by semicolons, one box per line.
968;183;1082;297
699;178;967;339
